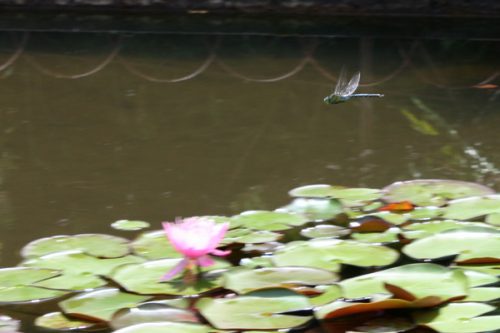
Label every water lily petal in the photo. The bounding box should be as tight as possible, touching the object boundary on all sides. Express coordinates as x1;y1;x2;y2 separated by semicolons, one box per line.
160;258;188;281
211;249;231;257
197;255;214;267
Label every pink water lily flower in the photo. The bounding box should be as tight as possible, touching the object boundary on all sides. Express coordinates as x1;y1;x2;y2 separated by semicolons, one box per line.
161;217;230;281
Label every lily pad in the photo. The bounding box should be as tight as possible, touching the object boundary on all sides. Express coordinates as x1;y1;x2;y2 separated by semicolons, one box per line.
223;267;338;294
486;212;500;226
131;230;182;260
222;228;282;244
277;198;343;222
22;250;145;276
109;258;230;296
443;195;500;220
414;302;500;333
59;288;151;322
300;225;350;239
113;322;214;333
272;239;399;272
111;303;199;330
382;179;494;206
289;185;381;207
197;289;312;330
402;220;494;239
35;312;98;331
21;234;131;259
240;256;275;269
404;206;442;220
112;220;150;231
0;315;20;333
309;285;343;307
402;226;500;263
231;211;308;231
351;228;400;244
0;285;68;304
339;263;468;301
0;267;60;287
462;287;500;302
33;273;107;291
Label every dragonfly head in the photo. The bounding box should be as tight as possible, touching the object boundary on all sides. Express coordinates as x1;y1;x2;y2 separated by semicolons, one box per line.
324;95;344;105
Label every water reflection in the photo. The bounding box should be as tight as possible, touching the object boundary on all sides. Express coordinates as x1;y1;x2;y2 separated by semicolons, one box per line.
0;30;498;271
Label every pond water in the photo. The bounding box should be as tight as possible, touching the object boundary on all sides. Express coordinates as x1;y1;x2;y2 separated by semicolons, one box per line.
0;15;499;332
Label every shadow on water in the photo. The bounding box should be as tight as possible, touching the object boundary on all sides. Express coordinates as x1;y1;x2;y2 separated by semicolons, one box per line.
0;15;498;331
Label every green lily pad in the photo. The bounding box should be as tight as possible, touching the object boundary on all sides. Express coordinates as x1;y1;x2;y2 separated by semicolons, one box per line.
402;220;494;239
0;267;60;287
240;256;275;269
139;298;190;309
462;287;500;302
131;230;182;260
414;302;500;333
109;258;230;296
111;303;199;330
382;179;494;206
290;185;381;207
197;290;312;330
33;273;107;291
486;212;500;226
455;264;500;276
0;315;20;333
59;288;151;322
0;285;68;304
113;322;214;333
358;212;409;225
21;234;131;259
35;312;98;331
403;206;442;220
300;225;350;239
22;250;145;276
454;268;499;287
277;198;343;222
351;228;400;244
272;239;399;272
231;211;308;231
443;195;500;220
112;220;150;231
222;228;282;244
339;263;468;301
223;267;338;294
402;226;500;263
309;285;343;306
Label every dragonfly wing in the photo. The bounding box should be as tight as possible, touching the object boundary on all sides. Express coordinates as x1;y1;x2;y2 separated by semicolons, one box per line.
334;67;349;95
343;71;361;96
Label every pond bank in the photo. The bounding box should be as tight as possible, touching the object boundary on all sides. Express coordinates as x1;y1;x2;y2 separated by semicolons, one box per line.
0;0;499;17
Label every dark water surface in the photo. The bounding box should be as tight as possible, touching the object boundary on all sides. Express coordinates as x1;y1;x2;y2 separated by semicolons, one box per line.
0;16;499;331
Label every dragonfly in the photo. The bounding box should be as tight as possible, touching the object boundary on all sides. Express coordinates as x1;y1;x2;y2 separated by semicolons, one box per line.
324;69;384;104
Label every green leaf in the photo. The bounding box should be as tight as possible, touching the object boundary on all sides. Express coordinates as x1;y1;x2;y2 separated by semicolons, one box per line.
222;228;282;244
0;267;60;287
402;220;494;239
382;179;494;206
231;211;308;231
444;195;500;220
340;263;468;300
35;312;98;331
109;258;230;296
300;225;350;239
111;304;199;330
33;273;107;291
112;220;150;231
131;230;182;260
223;267;338;294
0;285;67;304
402;227;500;263
197;290;312;330
112;322;215;333
22;234;131;258
272;239;399;271
22;250;145;276
289;185;382;206
277;198;343;222
59;288;151;321
414;302;500;333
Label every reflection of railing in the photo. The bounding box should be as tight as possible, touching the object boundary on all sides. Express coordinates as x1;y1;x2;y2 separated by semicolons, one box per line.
0;32;498;89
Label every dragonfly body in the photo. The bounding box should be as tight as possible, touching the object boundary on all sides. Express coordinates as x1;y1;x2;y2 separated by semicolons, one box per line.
324;69;384;105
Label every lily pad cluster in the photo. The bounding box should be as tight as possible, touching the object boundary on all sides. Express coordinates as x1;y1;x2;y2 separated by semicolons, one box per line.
0;179;499;333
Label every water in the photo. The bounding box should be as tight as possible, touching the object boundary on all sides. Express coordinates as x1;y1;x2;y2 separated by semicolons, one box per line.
0;15;498;331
